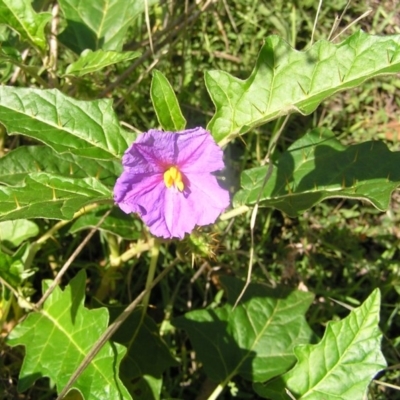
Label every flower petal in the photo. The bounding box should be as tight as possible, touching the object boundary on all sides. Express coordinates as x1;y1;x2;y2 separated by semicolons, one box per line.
114;170;163;214
185;172;230;225
122;130;177;173
175;127;225;173
114;127;230;239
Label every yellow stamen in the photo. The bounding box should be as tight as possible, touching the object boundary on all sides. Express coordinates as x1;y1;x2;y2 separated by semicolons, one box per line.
163;166;184;191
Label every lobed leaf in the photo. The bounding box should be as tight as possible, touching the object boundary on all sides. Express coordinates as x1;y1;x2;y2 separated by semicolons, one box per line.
7;270;131;399
150;70;187;132
65;49;140;77
0;173;111;221
255;289;386;399
206;31;400;145
234;129;400;216
0;0;51;50
173;277;314;383
58;0;158;53
0;87;135;160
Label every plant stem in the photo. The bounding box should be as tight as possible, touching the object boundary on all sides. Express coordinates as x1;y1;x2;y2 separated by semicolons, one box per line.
142;239;160;312
207;383;225;400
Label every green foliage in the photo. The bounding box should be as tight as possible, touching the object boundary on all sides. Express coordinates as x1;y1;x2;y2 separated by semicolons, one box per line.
207;31;400;145
234;128;400;215
0;0;51;50
58;0;158;53
0;87;135;160
0;245;31;288
0;219;38;247
111;308;177;399
150;70;187;131
7;270;131;399
69;206;141;240
1;1;400;399
174;277;315;384
0;173;111;220
254;289;386;399
65;49;140;77
0;146;121;186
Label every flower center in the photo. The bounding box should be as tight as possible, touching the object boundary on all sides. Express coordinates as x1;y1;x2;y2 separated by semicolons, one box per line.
163;166;184;191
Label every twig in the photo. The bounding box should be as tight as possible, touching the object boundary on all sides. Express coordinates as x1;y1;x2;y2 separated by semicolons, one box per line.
331;9;372;42
9;48;29;84
144;0;154;55
310;0;323;46
328;0;352;41
47;2;59;88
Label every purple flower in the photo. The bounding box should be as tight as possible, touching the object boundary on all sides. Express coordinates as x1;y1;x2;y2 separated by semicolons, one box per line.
114;127;230;239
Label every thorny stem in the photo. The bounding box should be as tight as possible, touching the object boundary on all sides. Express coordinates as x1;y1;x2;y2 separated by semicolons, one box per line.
55;257;179;400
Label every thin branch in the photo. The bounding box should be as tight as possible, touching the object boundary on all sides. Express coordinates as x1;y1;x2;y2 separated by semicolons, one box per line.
310;0;323;46
47;2;59;88
328;0;352;41
36;209;111;308
233;115;291;308
331;9;372;42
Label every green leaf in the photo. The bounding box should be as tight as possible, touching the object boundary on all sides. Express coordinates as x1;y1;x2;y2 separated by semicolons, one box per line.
0;173;111;221
111;307;177;399
58;0;158;53
150;70;186;131
69;206;141;240
0;145;122;187
7;270;131;399
0;87;135;160
255;289;386;400
206;31;400;145
65;49;140;77
0;246;25;287
0;219;39;247
234;129;400;216
173;277;314;383
0;0;51;50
